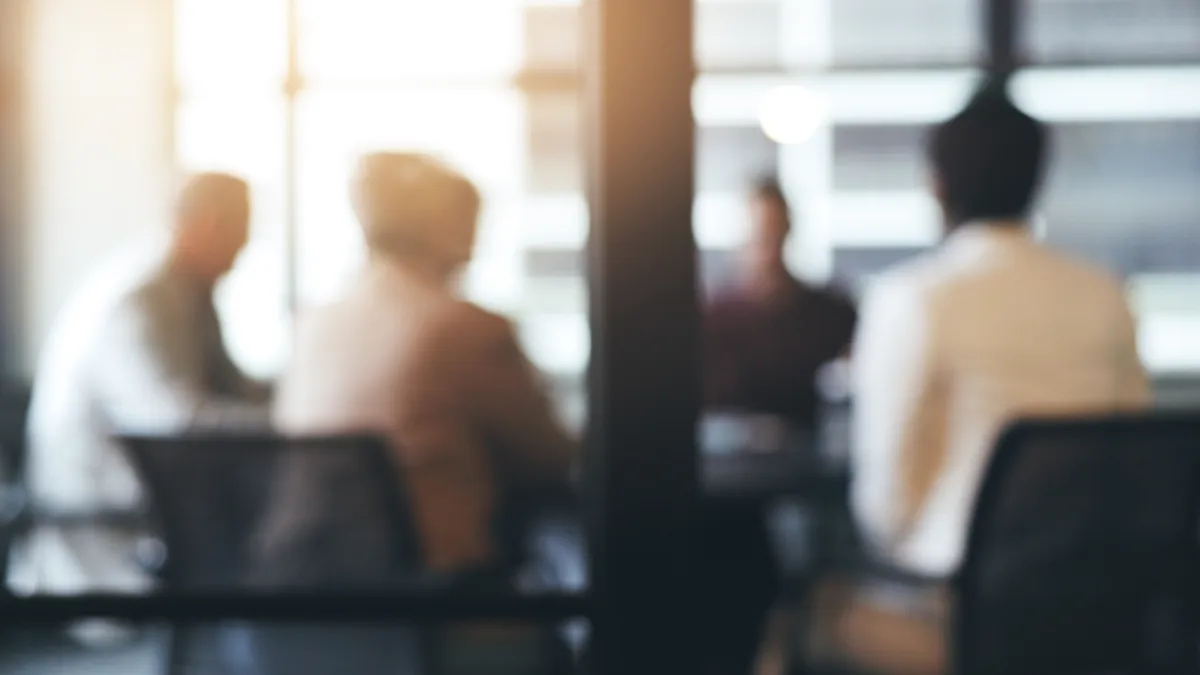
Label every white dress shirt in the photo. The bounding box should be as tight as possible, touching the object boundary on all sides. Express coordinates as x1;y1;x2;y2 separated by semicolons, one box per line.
9;241;269;596
850;222;1151;578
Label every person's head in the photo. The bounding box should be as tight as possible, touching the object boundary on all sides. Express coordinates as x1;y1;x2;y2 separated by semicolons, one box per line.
928;77;1049;232
742;175;791;279
351;152;481;285
171;173;251;283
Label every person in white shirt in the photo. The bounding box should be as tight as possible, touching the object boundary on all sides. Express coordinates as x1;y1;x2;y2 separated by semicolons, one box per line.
9;174;269;637
775;80;1152;675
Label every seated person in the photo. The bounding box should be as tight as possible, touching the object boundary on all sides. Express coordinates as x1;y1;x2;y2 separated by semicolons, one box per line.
778;81;1152;675
272;152;577;576
10;174;268;631
704;176;856;428
703;178;857;675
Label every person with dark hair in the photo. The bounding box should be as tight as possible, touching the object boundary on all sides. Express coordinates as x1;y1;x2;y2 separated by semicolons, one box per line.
704;176;857;427
700;177;856;675
768;79;1151;675
273;153;576;575
12;173;269;643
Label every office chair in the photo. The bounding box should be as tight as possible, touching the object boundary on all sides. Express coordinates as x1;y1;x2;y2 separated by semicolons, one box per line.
953;413;1200;675
124;432;572;675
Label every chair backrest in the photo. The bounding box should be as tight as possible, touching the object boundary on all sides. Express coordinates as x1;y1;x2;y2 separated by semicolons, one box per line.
954;413;1200;675
0;382;31;483
122;433;421;591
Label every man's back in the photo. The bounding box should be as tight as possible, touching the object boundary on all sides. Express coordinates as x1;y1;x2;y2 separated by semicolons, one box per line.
852;224;1150;576
275;261;575;573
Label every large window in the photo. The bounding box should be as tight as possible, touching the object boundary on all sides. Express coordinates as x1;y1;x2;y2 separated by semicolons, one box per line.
690;0;1200;376
175;0;589;427
176;0;1200;398
1015;0;1200;374
692;0;981;297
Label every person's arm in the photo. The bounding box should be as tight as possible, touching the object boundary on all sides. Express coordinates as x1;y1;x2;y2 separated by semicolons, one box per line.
463;313;577;485
1113;294;1153;409
839;296;859;360
849;277;949;555
91;299;266;433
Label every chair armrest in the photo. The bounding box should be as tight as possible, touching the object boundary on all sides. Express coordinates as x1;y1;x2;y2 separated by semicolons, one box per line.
134;536;168;579
0;486;29;531
850;558;946;589
814;551;948;622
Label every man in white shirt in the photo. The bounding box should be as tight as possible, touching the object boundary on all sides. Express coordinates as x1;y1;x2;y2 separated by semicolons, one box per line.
9;174;269;622
794;81;1151;675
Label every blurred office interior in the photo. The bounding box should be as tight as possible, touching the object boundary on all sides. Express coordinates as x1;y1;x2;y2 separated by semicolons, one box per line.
3;0;1200;416
0;1;1199;674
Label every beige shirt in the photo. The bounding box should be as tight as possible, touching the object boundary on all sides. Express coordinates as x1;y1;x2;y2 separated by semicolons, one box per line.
850;222;1151;577
274;260;576;572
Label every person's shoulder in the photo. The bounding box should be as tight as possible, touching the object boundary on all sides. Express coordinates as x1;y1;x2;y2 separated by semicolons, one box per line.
120;272;170;313
93;268;171;339
1037;246;1126;294
803;278;856;310
863;250;946;300
435;299;518;349
850;252;956;330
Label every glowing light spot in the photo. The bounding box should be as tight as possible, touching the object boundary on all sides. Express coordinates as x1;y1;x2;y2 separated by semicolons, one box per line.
759;85;826;145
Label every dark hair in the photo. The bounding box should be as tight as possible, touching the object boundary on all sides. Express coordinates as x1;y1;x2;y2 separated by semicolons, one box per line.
750;174;790;230
928;76;1048;225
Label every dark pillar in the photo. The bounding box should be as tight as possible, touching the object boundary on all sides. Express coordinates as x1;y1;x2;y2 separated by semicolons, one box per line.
988;0;1020;76
583;0;700;673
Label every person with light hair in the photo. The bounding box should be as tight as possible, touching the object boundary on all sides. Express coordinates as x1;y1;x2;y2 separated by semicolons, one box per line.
272;153;576;575
12;173;268;643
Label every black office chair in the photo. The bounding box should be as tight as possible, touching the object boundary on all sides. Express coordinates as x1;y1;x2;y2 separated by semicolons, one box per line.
122;433;411;675
787;412;1200;675
123;433;572;675
0;383;31;583
952;413;1200;675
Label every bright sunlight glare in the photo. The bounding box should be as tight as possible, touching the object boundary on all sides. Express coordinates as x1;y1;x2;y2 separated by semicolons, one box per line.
758;84;827;145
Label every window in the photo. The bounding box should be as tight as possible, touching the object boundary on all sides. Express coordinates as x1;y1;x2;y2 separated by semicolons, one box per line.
687;0;983;296
174;0;588;426
686;0;1200;376
1011;47;1200;374
1024;0;1200;64
174;0;1200;386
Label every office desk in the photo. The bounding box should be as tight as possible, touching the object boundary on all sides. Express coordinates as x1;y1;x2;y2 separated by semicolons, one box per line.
514;413;853;593
701;414;849;502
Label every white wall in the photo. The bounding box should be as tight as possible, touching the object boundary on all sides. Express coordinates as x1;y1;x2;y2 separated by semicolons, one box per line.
21;0;172;373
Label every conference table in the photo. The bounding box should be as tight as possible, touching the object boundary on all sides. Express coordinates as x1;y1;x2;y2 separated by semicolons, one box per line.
515;410;854;593
1;410;854;596
700;411;850;501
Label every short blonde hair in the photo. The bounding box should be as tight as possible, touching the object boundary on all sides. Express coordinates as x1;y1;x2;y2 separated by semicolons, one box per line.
176;172;250;224
350;152;481;267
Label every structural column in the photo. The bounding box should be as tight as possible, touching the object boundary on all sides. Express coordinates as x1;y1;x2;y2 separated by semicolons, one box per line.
584;0;701;672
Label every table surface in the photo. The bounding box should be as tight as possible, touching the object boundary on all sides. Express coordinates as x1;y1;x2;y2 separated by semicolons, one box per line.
700;412;850;501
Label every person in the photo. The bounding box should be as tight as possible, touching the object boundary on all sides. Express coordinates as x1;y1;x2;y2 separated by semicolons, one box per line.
701;178;857;675
783;79;1152;675
704;176;857;428
271;152;577;577
9;173;268;622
